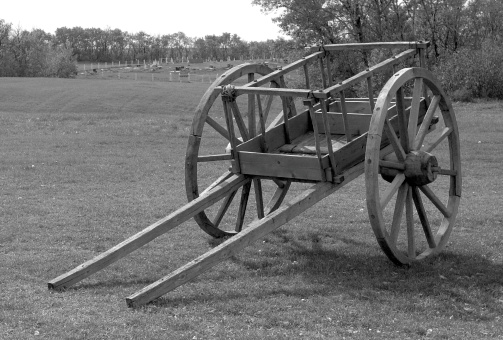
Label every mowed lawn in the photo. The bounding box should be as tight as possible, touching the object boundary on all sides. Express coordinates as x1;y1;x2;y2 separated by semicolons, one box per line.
0;77;502;339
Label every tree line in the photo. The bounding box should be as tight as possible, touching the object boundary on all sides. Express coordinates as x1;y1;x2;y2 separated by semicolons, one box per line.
252;0;503;100
1;0;503;99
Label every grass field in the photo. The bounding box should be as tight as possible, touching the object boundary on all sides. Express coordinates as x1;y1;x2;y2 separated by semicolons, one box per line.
0;77;502;339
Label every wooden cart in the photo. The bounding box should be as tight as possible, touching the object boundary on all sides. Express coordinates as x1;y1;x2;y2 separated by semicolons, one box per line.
48;41;461;307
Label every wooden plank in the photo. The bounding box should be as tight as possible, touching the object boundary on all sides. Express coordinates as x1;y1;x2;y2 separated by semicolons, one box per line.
125;163;364;308
48;175;250;291
307;41;429;53
238;152;330;182
233;86;328;99
237;110;311;153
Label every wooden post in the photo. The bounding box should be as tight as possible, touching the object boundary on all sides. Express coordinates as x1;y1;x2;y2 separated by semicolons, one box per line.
366;76;375;112
303;99;326;181
319;57;327;88
319;98;337;177
303;63;310;89
339;91;352;142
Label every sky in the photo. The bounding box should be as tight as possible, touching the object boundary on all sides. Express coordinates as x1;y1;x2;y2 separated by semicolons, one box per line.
1;0;286;42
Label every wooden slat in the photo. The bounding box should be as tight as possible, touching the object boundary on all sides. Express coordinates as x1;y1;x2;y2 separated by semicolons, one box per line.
303;63;310;89
366;76;375;112
238;151;330;182
256;94;268;152
237;109;310;154
339;91;352;142
319;57;327;88
308;41;429;53
233;86;328;99
305;99;326;181
48;175;250;291
319;99;337;173
326;54;334;87
125;163;365;307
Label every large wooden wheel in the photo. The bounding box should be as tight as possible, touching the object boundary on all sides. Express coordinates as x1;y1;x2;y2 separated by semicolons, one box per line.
365;67;461;265
185;63;293;238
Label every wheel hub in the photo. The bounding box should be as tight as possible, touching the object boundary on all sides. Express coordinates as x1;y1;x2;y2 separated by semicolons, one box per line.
404;150;438;186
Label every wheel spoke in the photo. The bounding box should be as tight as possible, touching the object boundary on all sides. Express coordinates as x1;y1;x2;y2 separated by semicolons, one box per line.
405;186;416;258
235;182;252;232
264;180;291;215
253;179;265;219
199;171;233;196
418;185;451;218
205;115;232;142
229;101;249;141
413;95;440;150
411;186;436;248
384;118;406;162
396;87;409;153
262;94;275;125
408;78;423;149
380;173;406;209
213;190;238;228
425;127;452;153
390;183;408;243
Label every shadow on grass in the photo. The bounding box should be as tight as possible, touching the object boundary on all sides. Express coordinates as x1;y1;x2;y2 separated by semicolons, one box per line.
149;229;503;321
